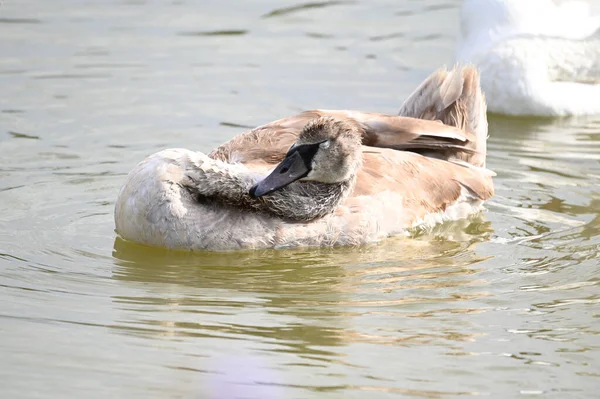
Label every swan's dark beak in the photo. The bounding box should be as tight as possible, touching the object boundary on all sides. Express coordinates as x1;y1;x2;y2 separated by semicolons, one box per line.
250;151;310;197
250;142;321;197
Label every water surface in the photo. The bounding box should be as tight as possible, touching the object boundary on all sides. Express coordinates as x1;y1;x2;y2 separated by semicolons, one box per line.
1;0;599;398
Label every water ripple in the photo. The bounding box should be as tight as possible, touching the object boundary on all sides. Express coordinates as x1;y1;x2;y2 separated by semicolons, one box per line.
261;1;353;18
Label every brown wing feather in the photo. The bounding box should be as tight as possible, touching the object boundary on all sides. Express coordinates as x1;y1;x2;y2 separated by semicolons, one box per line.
209;112;312;164
317;110;472;152
351;148;493;223
209;109;478;166
398;65;488;167
209;111;327;165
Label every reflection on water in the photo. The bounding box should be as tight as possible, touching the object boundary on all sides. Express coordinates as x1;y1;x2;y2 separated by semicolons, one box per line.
1;0;600;398
109;224;494;396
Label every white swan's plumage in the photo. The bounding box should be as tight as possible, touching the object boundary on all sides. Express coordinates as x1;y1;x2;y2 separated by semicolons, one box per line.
457;0;600;116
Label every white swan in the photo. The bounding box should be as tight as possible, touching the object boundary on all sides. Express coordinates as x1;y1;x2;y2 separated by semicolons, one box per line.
457;0;600;116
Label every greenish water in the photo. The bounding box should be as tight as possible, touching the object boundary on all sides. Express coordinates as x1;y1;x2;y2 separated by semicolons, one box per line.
1;0;599;398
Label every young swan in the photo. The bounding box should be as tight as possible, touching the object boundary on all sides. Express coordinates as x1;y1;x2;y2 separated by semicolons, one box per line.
115;66;493;251
189;116;362;221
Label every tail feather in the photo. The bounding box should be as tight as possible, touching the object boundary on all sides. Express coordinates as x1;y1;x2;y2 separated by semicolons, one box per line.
398;65;488;167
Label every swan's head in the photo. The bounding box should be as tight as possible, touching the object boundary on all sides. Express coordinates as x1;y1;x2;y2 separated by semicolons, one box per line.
250;116;362;197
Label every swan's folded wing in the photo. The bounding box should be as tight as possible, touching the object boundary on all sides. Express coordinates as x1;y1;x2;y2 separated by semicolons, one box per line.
351;148;494;223
209;109;478;165
320;65;487;163
316;110;479;160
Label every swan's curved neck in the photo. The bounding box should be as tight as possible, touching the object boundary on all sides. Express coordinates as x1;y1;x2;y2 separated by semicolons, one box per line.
258;179;354;221
183;156;354;221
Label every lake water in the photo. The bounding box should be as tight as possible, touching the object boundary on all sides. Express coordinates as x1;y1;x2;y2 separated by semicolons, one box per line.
1;0;599;398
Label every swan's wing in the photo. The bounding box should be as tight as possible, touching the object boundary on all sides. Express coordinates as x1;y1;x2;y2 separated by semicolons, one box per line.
325;110;488;169
209;109;479;165
398;65;464;120
397;65;488;166
210;66;488;167
208;111;322;165
320;109;470;147
325;67;488;167
350;147;494;223
325;67;488;166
